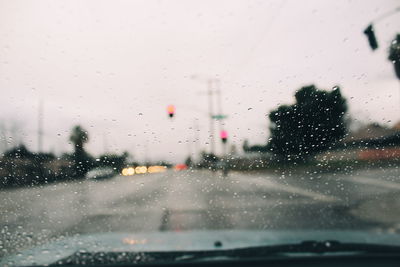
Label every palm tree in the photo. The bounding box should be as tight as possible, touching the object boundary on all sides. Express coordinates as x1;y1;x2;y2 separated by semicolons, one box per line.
388;34;400;80
69;125;89;176
69;125;88;152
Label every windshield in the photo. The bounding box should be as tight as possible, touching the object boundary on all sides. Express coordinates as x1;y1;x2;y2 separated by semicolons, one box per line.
1;0;400;266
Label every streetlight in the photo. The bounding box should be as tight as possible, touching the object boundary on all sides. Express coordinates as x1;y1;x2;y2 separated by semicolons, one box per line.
220;129;228;161
167;105;175;118
363;6;400;109
363;6;400;51
363;24;378;50
220;129;229;177
220;130;228;144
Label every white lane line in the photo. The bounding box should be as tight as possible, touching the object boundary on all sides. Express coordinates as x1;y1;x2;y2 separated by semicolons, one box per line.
348;176;400;191
230;173;337;202
267;180;337;202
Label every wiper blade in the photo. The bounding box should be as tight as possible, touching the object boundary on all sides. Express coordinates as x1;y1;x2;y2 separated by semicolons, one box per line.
53;241;400;265
175;240;400;261
230;240;400;256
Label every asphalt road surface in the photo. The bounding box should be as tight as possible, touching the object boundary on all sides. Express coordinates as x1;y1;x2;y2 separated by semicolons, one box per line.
1;167;400;257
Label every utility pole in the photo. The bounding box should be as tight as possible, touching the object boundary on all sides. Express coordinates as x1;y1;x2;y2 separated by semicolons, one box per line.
186;140;192;159
0;123;7;152
193;118;200;161
144;140;150;165
38;100;43;153
215;79;225;138
190;75;227;156
103;132;108;154
214;79;229;160
207;79;216;155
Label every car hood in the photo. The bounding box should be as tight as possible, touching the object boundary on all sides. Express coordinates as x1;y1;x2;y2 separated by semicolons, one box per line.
3;230;400;266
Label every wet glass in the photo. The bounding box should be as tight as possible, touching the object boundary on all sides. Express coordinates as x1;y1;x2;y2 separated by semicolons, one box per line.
0;0;399;266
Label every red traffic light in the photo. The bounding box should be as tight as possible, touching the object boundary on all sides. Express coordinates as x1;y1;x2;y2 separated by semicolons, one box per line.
220;130;228;143
167;105;175;118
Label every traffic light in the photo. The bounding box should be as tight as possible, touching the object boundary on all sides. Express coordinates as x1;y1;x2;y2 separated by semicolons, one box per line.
220;130;228;143
364;24;378;51
167;105;175;118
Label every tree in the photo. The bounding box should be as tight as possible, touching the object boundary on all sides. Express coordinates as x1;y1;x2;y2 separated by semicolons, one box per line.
198;151;218;170
388;33;400;80
97;152;129;172
267;85;347;160
242;139;250;152
185;156;193;167
3;144;34;159
69;125;88;152
69;125;90;176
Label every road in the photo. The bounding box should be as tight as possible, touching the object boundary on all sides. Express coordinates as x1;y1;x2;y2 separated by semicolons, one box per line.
1;167;400;257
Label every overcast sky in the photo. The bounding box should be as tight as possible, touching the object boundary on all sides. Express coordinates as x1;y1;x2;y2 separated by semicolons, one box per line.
0;0;399;162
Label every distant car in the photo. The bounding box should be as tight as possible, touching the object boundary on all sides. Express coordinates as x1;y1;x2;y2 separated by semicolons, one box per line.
174;164;188;171
85;167;115;180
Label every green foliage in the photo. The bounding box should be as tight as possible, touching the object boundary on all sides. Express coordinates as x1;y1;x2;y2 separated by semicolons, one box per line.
69;125;88;151
268;85;347;160
97;152;129;171
388;33;400;80
185;156;193;167
69;125;91;176
3;145;35;159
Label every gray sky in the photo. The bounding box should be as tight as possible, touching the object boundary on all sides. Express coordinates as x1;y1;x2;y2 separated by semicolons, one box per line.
0;0;399;162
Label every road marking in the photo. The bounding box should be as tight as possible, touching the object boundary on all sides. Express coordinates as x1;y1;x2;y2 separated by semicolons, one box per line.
348;176;400;191
230;173;337;202
267;180;337;202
